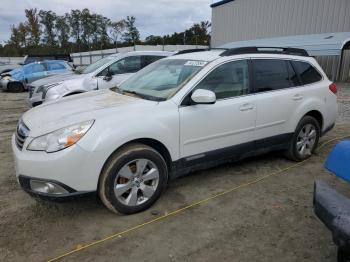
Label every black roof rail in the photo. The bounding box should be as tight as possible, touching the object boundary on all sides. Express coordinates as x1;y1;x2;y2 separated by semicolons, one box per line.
174;48;209;55
220;46;309;57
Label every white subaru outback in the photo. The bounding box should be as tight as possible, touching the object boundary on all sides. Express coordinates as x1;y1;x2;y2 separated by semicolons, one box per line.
12;47;338;214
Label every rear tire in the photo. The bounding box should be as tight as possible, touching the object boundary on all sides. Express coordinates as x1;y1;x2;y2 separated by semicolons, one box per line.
284;116;320;161
99;143;168;214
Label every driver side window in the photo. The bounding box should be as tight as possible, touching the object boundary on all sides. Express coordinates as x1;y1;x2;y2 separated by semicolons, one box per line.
110;56;142;75
193;60;250;100
109;59;125;75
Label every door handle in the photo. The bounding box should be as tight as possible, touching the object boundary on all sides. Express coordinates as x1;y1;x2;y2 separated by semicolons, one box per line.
240;103;254;111
293;94;303;101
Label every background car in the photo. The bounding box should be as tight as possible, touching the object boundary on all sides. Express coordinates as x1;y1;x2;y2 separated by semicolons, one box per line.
27;51;174;107
0;53;73;74
0;60;72;92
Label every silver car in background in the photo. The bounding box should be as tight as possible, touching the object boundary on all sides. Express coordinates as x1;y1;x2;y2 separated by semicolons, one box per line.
28;51;174;107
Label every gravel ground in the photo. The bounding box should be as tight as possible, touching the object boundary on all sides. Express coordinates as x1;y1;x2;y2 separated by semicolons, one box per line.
0;83;349;262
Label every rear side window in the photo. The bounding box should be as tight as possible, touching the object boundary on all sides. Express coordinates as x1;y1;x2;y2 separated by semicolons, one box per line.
292;61;322;85
252;59;290;92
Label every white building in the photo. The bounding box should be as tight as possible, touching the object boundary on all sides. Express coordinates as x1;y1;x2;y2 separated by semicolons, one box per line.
211;0;350;81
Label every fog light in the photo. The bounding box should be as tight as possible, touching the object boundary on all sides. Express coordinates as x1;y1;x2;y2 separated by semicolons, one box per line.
30;180;69;194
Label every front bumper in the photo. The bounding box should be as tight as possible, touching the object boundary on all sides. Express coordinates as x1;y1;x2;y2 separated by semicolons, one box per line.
313;180;350;251
0;78;28;91
0;78;10;90
18;175;94;201
11;134;103;196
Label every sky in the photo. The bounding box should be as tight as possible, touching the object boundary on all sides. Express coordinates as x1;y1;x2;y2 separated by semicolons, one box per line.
0;0;215;44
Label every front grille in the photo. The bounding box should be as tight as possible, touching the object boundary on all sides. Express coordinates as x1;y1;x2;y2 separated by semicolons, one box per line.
28;85;35;98
15;120;30;150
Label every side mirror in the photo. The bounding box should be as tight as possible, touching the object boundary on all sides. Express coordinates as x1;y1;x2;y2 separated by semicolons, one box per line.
191;89;216;105
103;71;113;82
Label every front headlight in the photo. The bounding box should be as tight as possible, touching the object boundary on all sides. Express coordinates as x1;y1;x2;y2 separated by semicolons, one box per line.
27;120;94;153
37;82;62;93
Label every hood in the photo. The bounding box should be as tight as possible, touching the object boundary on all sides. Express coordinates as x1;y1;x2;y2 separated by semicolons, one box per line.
31;71;79;87
22;89;157;137
0;64;20;74
6;68;23;80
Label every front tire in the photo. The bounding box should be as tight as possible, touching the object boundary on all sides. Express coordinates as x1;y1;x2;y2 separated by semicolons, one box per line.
8;82;24;92
284;116;320;161
99;143;168;214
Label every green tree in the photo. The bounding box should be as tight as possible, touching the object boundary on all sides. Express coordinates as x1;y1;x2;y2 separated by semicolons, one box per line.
8;25;21;47
3;9;211;56
39;10;57;46
97;15;111;49
81;8;94;49
184;21;211;45
90;14;110;49
108;19;126;51
6;25;23;55
144;35;163;45
17;22;28;47
123;16;140;45
55;14;70;49
24;8;41;46
68;9;82;50
155;21;211;46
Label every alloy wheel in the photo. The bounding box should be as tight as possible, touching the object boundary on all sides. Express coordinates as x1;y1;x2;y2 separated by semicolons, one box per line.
296;123;317;157
113;159;159;206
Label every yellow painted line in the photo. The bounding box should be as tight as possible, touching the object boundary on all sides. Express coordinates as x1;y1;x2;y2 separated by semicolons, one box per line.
47;135;349;262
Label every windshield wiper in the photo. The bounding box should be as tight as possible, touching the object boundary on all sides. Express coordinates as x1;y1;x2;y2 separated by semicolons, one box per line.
121;89;165;102
122;90;145;99
110;86;123;94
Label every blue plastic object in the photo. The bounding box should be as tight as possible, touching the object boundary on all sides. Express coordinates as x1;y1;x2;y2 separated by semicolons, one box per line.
325;140;350;183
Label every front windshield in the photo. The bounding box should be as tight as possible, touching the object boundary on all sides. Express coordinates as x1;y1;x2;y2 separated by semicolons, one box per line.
81;56;115;74
119;59;206;101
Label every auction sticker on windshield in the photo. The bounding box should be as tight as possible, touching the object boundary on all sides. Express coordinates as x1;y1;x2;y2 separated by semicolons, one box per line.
184;61;208;67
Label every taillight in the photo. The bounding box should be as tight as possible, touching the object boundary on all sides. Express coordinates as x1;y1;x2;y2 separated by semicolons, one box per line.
329;83;337;94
